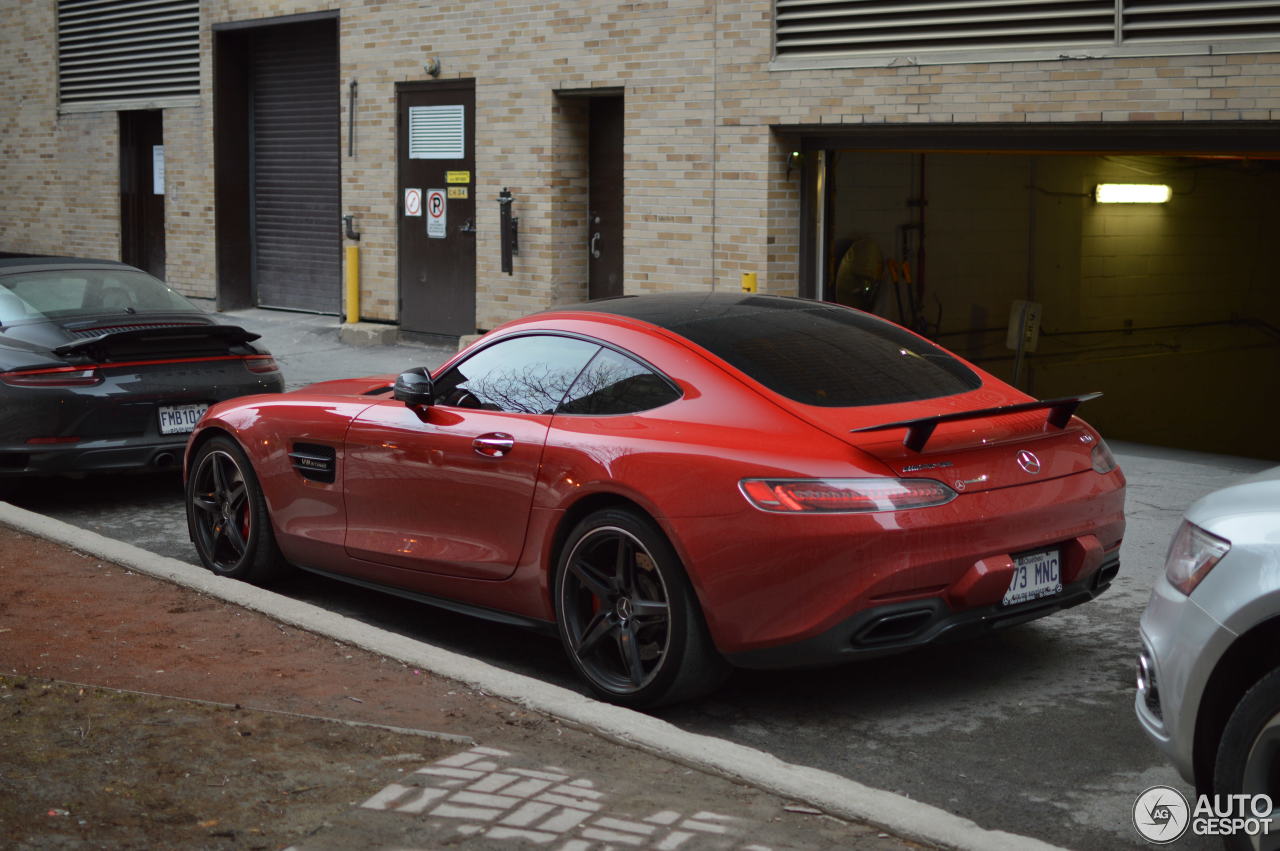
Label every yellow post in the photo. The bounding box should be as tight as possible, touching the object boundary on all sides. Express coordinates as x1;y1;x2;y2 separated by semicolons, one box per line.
740;272;758;293
344;244;360;324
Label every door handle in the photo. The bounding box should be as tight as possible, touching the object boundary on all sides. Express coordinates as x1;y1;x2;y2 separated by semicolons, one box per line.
590;232;601;259
473;432;514;458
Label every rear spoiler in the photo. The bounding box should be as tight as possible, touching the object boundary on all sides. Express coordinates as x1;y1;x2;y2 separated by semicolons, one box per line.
53;324;261;358
851;392;1103;453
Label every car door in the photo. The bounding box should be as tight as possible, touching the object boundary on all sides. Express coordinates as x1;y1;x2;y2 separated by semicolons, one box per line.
343;334;600;580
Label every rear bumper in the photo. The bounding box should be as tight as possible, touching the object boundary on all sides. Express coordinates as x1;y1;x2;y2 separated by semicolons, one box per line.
0;436;188;476
728;549;1120;669
0;360;283;478
671;468;1126;656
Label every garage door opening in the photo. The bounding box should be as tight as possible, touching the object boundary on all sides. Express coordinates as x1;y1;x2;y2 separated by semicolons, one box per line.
213;14;340;313
795;127;1280;459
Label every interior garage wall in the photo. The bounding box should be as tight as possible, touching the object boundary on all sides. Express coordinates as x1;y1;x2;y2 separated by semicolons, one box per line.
829;151;1280;458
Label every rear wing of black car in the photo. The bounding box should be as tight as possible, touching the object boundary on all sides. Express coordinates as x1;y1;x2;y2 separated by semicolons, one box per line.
851;392;1103;453
53;325;262;360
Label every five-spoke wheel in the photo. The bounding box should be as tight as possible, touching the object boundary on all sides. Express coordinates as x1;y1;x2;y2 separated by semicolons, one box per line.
554;508;726;707
186;435;285;583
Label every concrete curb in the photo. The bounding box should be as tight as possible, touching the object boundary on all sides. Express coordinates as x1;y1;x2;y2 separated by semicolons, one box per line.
2;502;1064;851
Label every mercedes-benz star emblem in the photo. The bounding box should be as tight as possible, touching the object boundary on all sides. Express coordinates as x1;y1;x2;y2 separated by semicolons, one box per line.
1016;449;1042;475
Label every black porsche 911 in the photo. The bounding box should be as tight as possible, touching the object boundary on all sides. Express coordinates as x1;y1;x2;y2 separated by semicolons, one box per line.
0;256;284;496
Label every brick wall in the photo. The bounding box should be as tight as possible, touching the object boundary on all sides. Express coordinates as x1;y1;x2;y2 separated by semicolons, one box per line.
0;0;118;263
2;0;1277;331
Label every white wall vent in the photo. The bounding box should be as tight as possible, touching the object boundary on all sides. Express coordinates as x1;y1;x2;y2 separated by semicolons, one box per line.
408;105;466;160
1120;0;1280;44
58;0;200;106
775;0;1280;60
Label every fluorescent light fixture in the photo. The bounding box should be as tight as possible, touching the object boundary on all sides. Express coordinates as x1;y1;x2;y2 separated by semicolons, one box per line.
1094;183;1172;204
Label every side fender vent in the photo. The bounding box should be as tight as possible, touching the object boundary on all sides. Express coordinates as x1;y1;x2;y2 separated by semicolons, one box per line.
289;442;336;484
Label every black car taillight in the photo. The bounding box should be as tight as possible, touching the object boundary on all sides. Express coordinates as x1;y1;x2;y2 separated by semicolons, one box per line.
1;366;102;387
244;355;280;374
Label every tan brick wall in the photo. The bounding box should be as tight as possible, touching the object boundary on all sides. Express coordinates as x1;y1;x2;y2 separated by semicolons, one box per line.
0;0;118;263
161;102;215;299
2;0;1278;330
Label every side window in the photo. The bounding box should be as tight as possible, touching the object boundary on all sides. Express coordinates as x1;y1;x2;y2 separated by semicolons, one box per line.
558;347;681;416
432;335;600;414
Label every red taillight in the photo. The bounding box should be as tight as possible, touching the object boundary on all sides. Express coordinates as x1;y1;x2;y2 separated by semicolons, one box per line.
1;367;102;387
244;355;279;374
1091;439;1119;474
739;477;957;514
26;436;80;445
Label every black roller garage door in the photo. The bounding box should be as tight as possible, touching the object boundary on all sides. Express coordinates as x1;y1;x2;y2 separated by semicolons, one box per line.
250;21;340;313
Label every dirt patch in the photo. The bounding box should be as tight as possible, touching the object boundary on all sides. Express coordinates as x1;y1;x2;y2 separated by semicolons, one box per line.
0;525;925;851
0;676;461;849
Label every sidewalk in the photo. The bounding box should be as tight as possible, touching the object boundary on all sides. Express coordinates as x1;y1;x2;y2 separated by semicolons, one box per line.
0;522;926;851
217;306;459;390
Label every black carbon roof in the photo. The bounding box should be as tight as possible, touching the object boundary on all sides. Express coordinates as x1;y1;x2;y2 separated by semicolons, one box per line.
559;292;982;408
565;292;822;327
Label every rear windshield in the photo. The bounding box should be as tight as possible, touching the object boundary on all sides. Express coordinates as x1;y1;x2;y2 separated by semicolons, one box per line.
584;295;982;407
0;268;197;323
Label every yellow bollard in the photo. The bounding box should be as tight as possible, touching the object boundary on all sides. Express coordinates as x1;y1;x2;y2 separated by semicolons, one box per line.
740;272;758;293
344;244;360;324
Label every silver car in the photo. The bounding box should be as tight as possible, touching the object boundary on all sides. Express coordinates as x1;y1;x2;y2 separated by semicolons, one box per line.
1136;465;1280;839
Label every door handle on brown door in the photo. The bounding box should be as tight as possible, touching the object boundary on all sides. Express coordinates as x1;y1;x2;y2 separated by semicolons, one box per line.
590;232;601;259
473;433;514;457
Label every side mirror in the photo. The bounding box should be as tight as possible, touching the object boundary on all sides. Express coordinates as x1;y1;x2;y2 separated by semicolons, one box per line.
393;367;433;407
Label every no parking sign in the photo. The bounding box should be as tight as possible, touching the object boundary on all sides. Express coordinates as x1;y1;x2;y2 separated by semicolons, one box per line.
426;188;446;238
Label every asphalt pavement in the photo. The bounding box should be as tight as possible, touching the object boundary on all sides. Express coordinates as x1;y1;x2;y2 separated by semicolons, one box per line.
4;305;1275;850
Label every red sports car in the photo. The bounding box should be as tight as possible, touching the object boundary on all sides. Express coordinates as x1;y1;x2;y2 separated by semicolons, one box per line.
184;293;1126;707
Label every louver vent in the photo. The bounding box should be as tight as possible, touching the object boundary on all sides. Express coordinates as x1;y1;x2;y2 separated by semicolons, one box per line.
775;1;1116;58
58;0;200;105
408;105;466;160
1121;0;1280;43
775;0;1280;60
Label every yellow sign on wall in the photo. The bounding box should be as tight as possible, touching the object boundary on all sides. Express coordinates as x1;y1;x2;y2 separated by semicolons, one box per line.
446;171;470;184
447;187;468;199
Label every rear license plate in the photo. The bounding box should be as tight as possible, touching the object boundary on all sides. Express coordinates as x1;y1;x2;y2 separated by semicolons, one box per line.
158;403;209;435
1002;549;1062;606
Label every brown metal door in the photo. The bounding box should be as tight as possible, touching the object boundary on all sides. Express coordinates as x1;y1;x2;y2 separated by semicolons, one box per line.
397;80;477;337
119;110;165;279
588;96;624;300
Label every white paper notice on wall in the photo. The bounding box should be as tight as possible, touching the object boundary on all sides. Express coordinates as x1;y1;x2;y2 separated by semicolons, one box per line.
426;188;446;238
152;145;165;195
404;187;423;217
1006;300;1042;353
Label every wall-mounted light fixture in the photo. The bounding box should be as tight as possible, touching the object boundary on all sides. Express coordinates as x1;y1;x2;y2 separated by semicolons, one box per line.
786;150;803;178
424;57;442;77
1094;183;1172;204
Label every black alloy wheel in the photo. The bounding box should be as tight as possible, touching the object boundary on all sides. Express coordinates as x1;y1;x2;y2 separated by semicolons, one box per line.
186;436;285;584
554;508;727;708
